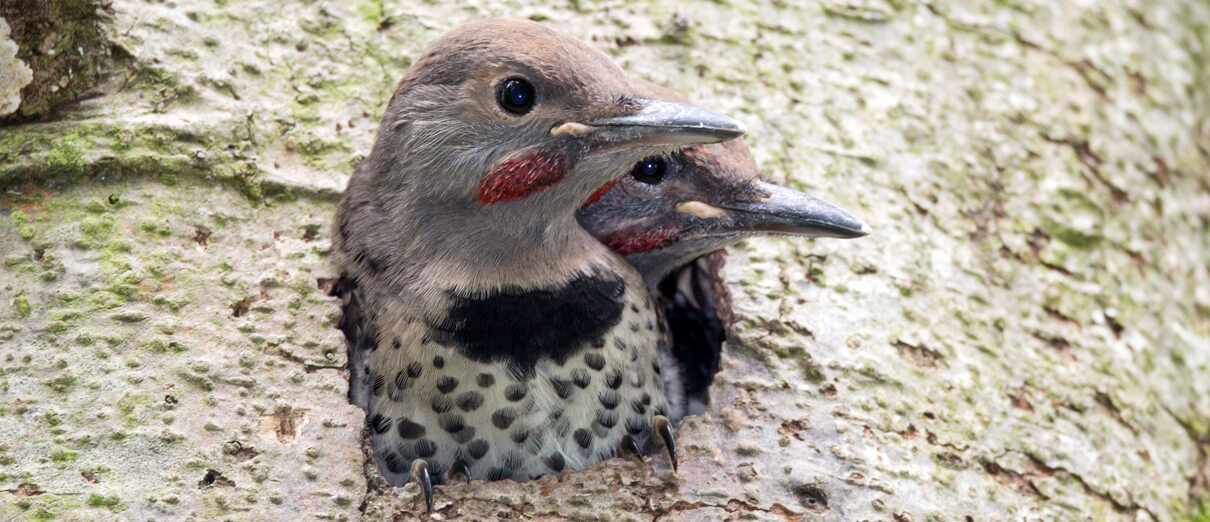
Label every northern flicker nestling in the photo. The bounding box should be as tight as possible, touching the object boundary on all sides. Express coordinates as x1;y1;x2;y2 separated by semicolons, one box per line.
330;20;745;508
577;83;869;419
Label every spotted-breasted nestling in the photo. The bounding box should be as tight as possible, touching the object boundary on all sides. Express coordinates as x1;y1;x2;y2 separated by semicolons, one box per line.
577;82;868;420
329;20;745;507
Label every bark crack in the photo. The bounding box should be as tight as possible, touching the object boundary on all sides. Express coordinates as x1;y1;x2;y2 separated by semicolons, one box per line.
1161;405;1210;506
981;450;1158;518
651;499;805;522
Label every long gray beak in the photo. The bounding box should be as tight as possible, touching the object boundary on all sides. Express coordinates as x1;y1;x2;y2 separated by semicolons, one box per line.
718;181;870;238
574;99;746;146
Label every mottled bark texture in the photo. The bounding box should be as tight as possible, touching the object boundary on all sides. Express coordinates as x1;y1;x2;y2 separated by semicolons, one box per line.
1;0;1208;520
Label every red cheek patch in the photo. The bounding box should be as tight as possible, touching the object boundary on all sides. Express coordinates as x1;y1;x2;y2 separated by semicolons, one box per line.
477;151;567;204
603;227;678;255
581;179;619;208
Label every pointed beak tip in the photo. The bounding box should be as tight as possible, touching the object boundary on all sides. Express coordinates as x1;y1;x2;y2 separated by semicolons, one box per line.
858;221;872;236
732;119;748;136
584;99;746;146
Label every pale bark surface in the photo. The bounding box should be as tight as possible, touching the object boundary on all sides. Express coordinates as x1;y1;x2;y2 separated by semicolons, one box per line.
1;0;1208;520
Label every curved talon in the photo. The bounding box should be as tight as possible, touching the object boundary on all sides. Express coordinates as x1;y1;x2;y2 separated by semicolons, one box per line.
654;415;677;473
448;459;472;485
410;459;433;512
621;434;643;460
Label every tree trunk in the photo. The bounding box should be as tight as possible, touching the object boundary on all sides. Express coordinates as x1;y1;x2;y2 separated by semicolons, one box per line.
2;0;1207;520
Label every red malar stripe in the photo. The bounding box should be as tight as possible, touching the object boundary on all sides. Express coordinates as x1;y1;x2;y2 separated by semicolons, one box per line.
581;179;620;208
477;151;567;204
603;227;678;255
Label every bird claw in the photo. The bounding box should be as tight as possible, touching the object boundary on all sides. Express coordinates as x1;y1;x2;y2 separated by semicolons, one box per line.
621;434;643;461
410;459;433;512
654;415;677;473
448;460;472;485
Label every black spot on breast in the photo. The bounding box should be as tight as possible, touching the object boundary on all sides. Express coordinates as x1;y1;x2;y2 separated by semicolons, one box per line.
625;417;644;435
573;428;592;449
467;439;489;460
571;368;590;388
478;373;495;388
453;426;475;444
436;376;459;394
397;418;425;439
614;338;627;351
596;410;617;429
584;352;605;371
456;391;484;412
604;369;622;389
511;428;529;444
415;439;437;458
550;377;573;399
440;414;465;434
492;408;516;430
429;269;626;376
544;453;565;472
432;396;453;413
382;451;406;474
630;397;646;415
392;338;401;349
505;383;527;401
388;381;408;403
629;322;641;332
394;371;413;391
487;468;509;481
407;362;423;378
371;375;385;397
599;390;620;409
432;356;445;368
369;413;392;434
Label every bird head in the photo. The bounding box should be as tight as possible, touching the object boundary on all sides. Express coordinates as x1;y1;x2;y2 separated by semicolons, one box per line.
576;85;868;287
335;20;745;288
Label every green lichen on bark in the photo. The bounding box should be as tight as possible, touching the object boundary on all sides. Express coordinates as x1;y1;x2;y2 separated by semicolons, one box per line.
1;0;1208;520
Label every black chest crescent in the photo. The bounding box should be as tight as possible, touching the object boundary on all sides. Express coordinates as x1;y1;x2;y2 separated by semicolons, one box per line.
430;269;627;376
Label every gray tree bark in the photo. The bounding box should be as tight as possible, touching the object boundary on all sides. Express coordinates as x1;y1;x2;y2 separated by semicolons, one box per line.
2;0;1208;520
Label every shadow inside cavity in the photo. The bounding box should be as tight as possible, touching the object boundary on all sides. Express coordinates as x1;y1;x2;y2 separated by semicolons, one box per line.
657;251;729;421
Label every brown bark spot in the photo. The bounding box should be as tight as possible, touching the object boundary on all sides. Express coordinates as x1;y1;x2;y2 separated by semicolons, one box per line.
258;408;310;444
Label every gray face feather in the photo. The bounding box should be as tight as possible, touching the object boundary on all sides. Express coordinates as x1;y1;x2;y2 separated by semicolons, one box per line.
577;137;869;289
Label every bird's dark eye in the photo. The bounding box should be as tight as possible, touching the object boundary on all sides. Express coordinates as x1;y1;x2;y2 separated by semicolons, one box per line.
631;157;667;184
497;78;536;115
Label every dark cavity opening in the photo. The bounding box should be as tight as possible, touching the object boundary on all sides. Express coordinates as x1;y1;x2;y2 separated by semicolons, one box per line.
655;251;728;420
